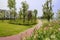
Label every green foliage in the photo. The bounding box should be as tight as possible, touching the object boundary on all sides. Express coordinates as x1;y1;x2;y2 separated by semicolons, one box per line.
21;1;29;23
7;0;38;25
34;9;38;22
26;20;60;40
18;1;37;24
27;11;32;24
9;18;37;25
8;0;16;20
8;0;16;9
0;12;5;22
11;9;16;17
34;9;37;17
0;12;4;18
21;1;29;11
36;21;60;40
57;9;60;19
42;0;54;21
19;8;23;19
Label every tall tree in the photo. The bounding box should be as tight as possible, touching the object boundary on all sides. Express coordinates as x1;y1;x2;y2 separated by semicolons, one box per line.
21;1;29;24
19;8;23;19
8;0;16;20
27;11;32;24
0;11;5;22
34;9;38;22
57;9;60;19
42;0;54;21
11;9;16;20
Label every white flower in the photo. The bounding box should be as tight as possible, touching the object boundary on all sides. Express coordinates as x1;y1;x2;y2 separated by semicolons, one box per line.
45;38;50;40
51;34;56;38
50;27;52;29
58;28;60;31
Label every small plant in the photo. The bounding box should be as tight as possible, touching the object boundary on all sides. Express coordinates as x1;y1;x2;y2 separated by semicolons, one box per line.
26;20;60;40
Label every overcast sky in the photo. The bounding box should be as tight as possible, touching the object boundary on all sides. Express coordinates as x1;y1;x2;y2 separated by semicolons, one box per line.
0;0;60;17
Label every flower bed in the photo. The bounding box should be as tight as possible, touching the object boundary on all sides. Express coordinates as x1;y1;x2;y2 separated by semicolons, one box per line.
26;20;60;40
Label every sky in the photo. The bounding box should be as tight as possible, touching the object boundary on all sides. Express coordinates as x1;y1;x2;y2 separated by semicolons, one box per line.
0;0;60;17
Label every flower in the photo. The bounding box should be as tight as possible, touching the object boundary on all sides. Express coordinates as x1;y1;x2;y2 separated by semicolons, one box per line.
50;34;56;38
45;37;50;40
58;28;60;31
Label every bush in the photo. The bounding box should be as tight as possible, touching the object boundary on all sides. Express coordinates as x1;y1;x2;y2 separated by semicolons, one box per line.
26;20;60;40
9;18;37;25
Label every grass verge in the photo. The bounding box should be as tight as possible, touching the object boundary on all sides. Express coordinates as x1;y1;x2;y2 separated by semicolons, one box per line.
0;20;34;37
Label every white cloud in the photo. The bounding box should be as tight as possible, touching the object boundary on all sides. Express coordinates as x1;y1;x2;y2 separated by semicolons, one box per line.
0;0;8;10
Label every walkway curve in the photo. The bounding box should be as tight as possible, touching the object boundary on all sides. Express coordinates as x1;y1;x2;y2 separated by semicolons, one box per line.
0;20;42;40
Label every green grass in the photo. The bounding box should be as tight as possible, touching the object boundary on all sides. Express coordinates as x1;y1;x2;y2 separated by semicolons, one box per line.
11;19;37;25
0;20;33;37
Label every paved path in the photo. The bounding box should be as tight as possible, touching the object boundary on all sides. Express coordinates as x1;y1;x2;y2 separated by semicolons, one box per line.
0;20;42;40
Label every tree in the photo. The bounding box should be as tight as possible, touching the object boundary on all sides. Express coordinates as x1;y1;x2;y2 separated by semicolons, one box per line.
34;9;38;22
0;11;5;22
42;0;54;21
57;9;60;19
19;8;23;19
11;9;16;20
8;0;16;20
27;11;32;24
21;1;29;24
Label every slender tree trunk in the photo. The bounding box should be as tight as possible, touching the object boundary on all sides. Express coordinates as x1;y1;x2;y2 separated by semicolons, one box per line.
23;15;25;24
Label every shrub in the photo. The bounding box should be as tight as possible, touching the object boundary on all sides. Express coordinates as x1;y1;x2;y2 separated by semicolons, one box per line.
26;20;60;40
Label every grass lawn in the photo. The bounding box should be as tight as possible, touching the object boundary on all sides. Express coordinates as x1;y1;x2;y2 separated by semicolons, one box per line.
0;20;33;37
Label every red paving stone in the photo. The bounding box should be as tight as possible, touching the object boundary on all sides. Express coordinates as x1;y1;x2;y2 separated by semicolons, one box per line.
0;20;42;40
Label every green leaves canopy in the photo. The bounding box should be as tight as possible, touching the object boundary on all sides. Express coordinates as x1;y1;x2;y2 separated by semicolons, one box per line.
8;0;16;9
